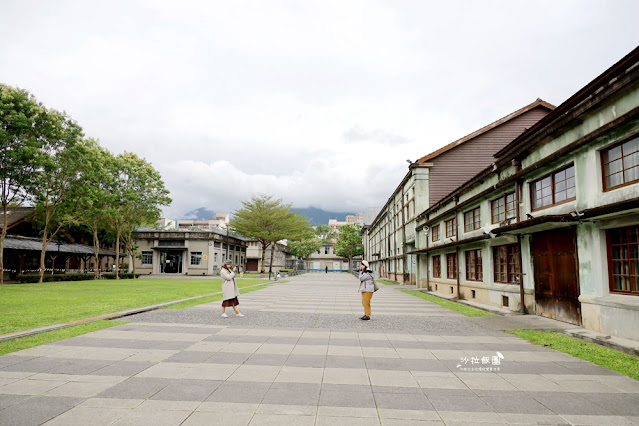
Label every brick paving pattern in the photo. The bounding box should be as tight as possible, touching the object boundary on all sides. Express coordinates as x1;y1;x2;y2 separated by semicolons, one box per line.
0;273;638;425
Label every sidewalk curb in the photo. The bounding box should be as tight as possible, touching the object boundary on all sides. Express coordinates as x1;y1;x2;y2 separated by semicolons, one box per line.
403;288;639;357
0;282;271;343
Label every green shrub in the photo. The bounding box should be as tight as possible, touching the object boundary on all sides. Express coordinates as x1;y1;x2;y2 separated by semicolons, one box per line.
17;273;96;283
101;273;141;280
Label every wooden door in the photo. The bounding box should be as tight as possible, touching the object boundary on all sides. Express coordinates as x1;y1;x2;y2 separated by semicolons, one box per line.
246;259;258;271
532;227;581;325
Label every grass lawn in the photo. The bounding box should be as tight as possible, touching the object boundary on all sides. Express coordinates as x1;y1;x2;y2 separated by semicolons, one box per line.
508;329;639;381
165;285;271;309
0;320;127;356
402;290;496;317
378;279;398;285
0;278;270;335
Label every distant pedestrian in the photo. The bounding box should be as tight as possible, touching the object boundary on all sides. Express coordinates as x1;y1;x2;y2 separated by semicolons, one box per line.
325;266;328;274
275;271;281;281
220;259;243;318
358;260;374;321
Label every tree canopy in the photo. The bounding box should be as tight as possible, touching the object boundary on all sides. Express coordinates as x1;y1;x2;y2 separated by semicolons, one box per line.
335;224;364;269
0;84;172;282
230;194;309;272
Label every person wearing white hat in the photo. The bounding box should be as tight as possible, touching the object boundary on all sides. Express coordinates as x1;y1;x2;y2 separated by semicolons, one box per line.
358;260;374;320
220;259;243;318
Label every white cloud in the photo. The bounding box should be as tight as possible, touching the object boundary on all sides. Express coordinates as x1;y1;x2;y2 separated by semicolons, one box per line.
2;0;639;218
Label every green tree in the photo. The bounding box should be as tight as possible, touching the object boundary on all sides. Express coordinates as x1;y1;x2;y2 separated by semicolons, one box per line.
335;224;364;271
0;85;50;283
108;152;171;279
315;224;337;243
288;228;322;264
230;194;309;273
72;140;116;279
31;111;85;283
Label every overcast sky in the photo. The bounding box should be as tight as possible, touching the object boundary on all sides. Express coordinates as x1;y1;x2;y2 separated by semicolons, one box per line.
2;1;638;218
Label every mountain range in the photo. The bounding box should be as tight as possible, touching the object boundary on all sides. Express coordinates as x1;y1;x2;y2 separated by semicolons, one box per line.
181;206;354;226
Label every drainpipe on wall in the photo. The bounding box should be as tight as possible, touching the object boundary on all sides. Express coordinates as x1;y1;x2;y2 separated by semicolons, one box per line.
426;253;430;292
401;187;407;284
455;200;461;299
512;159;526;314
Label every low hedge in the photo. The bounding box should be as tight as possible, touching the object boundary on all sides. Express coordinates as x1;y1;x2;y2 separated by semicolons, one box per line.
101;273;141;280
16;273;141;283
17;273;96;283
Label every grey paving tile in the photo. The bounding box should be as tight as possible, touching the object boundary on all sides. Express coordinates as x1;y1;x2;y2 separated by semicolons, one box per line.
150;379;222;401
284;355;326;368
298;338;329;346
319;390;376;408
389;341;426;349
427;395;494;412
263;383;321;406
95;377;170;399
402;359;450;372
581;393;639;416
203;335;240;343
0;394;31;410
206;352;252;364
244;354;288;366
264;336;299;345
422;388;475;398
374;391;433;410
373;386;425;394
0;357;69;373
325;356;366;369
235;335;270;344
151;341;194;351
497;362;574;375
91;361;154;377
53;337;160;349
322;383;372;392
530;392;616;415
206;381;271;404
46;359;112;375
328;339;361;347
360;339;393;348
0;356;34;369
165;351;213;363
558;361;623;376
364;358;407;371
481;392;555;414
0;396;82;426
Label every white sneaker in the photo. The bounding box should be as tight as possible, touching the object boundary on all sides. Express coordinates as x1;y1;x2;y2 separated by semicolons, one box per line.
236;313;244;317
221;313;228;318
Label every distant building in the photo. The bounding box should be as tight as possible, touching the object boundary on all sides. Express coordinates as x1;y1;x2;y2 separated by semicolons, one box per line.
134;227;247;275
1;207;119;281
328;212;365;231
176;212;230;230
245;240;293;272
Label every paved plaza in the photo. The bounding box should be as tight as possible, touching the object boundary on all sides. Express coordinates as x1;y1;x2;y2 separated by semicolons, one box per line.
0;274;638;425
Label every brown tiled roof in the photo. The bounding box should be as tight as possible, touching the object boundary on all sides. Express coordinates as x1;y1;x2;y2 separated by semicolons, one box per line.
3;235;117;256
0;207;34;230
416;99;555;163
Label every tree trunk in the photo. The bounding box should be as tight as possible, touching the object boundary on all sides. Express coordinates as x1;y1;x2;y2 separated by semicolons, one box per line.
260;240;270;273
0;202;7;284
92;224;100;280
50;254;57;275
39;233;48;283
268;241;276;274
115;230;121;280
